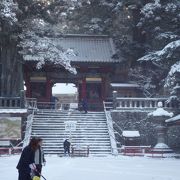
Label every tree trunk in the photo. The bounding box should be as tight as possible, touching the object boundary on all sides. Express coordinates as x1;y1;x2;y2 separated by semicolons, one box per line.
0;27;23;97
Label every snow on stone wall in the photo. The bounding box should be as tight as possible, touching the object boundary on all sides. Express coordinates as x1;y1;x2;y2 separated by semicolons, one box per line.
111;111;180;148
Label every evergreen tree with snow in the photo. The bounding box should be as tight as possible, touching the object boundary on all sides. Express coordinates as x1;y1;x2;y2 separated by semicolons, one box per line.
129;0;180;105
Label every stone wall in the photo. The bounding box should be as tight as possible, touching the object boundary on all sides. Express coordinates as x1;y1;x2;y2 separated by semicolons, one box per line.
111;110;180;150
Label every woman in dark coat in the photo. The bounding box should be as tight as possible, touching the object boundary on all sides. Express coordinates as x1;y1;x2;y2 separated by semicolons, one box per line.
16;138;39;180
34;138;46;177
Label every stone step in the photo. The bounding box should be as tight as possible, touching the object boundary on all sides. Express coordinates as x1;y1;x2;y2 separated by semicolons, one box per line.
32;131;108;134
31;135;110;139
36;111;105;114
35;113;105;116
32;128;108;131
32;134;109;137
32;122;107;125
43;149;110;153
30;110;111;155
43;142;110;146
43;147;111;151
34;115;106;117
33;117;107;120
43;145;110;148
34;119;106;121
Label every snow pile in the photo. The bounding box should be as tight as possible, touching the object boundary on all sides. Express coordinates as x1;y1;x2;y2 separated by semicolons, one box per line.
0;0;18;24
122;131;140;138
154;143;171;149
149;102;173;117
149;107;173;117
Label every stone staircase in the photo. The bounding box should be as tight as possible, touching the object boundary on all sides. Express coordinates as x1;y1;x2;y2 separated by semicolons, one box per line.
31;110;111;156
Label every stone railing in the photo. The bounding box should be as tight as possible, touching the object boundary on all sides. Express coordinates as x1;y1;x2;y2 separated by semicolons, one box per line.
0;97;21;108
23;112;35;148
114;97;173;110
103;101;118;155
25;98;37;110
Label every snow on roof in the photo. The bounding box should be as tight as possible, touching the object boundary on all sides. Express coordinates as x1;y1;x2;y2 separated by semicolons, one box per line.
0;109;27;113
111;83;140;88
24;34;121;63
122;131;140;138
148;107;173;117
166;114;180;123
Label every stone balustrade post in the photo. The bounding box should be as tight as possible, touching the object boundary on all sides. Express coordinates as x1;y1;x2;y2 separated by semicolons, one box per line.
20;90;25;108
113;91;117;109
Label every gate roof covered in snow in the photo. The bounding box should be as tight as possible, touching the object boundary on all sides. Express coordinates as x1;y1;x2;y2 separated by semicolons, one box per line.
24;34;121;63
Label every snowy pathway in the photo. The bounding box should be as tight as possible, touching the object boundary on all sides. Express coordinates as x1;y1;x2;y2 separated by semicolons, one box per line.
0;155;179;180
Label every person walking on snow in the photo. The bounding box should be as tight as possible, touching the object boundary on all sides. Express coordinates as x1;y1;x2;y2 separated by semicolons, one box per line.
63;139;71;156
16;138;39;180
82;98;88;113
34;138;46;177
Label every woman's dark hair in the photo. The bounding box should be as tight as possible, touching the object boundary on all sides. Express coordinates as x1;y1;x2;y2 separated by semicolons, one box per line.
29;137;39;151
37;138;43;142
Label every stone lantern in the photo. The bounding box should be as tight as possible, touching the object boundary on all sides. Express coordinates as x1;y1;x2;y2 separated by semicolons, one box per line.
148;102;173;152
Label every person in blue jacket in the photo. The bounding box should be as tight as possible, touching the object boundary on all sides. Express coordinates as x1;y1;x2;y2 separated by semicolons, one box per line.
16;138;39;180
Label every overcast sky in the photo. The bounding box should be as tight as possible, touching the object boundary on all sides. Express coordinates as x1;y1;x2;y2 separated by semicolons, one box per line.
52;83;77;94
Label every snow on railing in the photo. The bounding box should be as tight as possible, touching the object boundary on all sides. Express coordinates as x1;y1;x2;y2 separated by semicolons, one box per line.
115;97;173;109
23;112;34;148
22;98;37;148
103;101;118;155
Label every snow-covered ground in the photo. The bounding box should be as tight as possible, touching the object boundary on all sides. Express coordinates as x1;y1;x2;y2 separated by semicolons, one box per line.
0;155;179;180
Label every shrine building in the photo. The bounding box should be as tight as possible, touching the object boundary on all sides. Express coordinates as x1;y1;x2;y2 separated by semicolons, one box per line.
24;34;140;110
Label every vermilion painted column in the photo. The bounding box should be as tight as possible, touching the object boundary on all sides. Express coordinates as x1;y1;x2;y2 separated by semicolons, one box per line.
82;78;86;99
101;77;106;100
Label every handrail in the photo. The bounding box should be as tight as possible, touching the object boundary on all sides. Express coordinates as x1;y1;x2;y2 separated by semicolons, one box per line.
15;98;37;148
25;98;37;110
8;98;37;149
22;112;35;148
104;101;123;137
113;122;123;134
103;101;118;155
103;101;113;111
